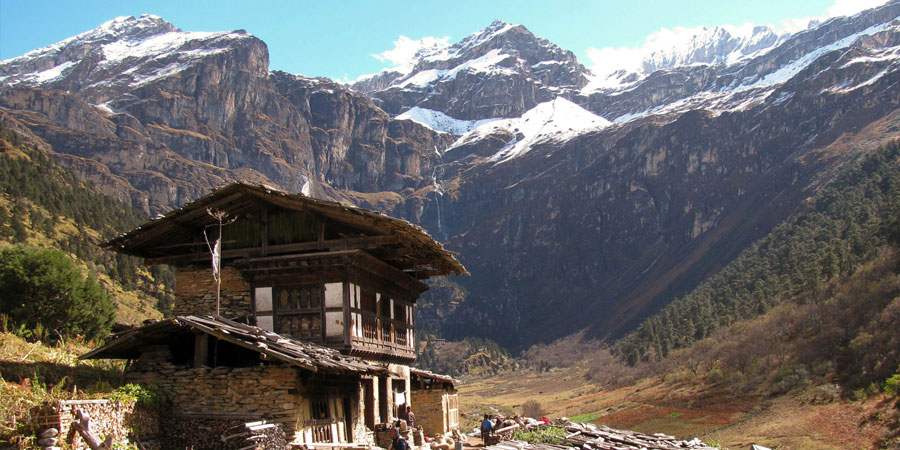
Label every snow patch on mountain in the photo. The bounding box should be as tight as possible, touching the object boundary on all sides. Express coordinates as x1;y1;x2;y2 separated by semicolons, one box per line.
30;61;77;83
447;97;610;163
0;14;250;90
584;23;796;92
1;15;173;65
397;107;501;135
100;30;235;64
388;48;518;90
733;21;895;92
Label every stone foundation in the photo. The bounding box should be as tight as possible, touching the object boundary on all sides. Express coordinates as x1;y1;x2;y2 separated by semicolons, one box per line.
126;362;301;435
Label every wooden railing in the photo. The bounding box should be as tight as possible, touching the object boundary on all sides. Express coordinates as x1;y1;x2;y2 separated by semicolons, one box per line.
311;424;333;443
362;315;378;340
395;326;408;346
304;418;337;443
352;310;413;352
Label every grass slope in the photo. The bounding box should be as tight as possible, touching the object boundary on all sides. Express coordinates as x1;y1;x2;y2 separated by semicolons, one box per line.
0;125;169;324
0;331;125;447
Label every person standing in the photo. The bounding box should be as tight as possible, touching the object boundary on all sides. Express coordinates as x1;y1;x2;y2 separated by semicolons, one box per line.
480;414;494;447
406;405;416;428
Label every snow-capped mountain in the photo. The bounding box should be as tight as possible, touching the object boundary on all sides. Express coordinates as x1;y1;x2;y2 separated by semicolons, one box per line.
451;97;610;163
0;15;451;209
585;23;795;91
355;2;900;136
0;15;256;106
579;2;900;122
3;2;900;349
352;20;589;120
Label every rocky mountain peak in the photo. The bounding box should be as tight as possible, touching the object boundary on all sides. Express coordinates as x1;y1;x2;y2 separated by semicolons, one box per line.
0;14;256;104
352;20;589;122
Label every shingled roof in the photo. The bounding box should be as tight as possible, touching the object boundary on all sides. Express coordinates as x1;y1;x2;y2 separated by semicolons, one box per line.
410;367;459;388
82;314;385;374
104;182;468;279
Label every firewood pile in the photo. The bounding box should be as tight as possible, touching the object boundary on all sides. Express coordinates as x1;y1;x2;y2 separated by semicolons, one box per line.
562;422;717;450
221;420;287;450
486;421;718;450
478;414;549;445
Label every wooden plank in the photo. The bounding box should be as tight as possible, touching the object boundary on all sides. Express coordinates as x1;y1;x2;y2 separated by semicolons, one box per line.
261;208;269;257
343;280;352;347
193;333;208;368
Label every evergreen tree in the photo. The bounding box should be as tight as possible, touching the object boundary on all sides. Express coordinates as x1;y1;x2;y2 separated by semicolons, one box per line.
0;245;115;341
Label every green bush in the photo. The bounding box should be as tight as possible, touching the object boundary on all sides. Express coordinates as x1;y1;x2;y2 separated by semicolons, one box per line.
0;245;115;341
770;364;811;395
885;373;900;396
108;383;166;408
513;427;566;445
568;412;599;423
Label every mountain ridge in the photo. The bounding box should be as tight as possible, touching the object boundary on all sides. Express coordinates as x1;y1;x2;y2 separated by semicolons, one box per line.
2;4;900;350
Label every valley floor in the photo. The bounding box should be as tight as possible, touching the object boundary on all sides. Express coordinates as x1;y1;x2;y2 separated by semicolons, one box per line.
458;366;894;449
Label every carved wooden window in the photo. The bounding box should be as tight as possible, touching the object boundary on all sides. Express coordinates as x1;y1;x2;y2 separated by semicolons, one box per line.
275;285;322;339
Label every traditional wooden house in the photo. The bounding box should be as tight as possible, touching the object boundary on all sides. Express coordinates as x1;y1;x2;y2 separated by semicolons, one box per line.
84;182;467;448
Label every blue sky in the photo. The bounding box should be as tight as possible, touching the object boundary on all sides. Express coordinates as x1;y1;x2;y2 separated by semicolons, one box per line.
0;0;887;80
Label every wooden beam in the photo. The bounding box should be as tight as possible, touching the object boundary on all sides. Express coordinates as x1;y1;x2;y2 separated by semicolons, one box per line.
261;208;269;257
194;333;208;368
144;235;400;265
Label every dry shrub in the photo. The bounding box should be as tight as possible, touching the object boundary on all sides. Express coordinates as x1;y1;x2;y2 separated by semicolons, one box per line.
520;399;544;418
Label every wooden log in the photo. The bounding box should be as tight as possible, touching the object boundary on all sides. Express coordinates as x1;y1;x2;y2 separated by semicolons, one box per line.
72;409;112;450
493;423;520;435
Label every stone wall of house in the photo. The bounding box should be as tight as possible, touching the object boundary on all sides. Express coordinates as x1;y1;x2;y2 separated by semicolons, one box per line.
126;362;302;436
174;266;251;317
410;388;458;437
30;399;158;450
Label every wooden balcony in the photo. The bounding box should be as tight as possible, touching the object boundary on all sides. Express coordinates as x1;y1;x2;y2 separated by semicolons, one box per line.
349;310;415;361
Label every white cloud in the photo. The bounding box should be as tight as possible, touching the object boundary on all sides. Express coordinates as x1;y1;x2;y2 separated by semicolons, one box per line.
372;35;450;74
827;0;890;18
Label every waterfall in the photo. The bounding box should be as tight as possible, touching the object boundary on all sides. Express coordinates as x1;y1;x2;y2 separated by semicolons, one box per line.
432;167;445;240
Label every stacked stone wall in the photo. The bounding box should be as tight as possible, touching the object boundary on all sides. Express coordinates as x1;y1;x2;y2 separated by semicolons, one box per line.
411;388;447;436
174;266;251;317
126;363;302;435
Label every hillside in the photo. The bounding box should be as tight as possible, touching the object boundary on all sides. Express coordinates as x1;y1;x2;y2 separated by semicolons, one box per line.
616;139;900;385
460;245;900;448
445;141;900;448
0;124;168;324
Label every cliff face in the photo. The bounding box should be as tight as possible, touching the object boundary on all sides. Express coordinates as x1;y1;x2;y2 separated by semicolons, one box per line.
0;15;450;214
3;6;900;349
